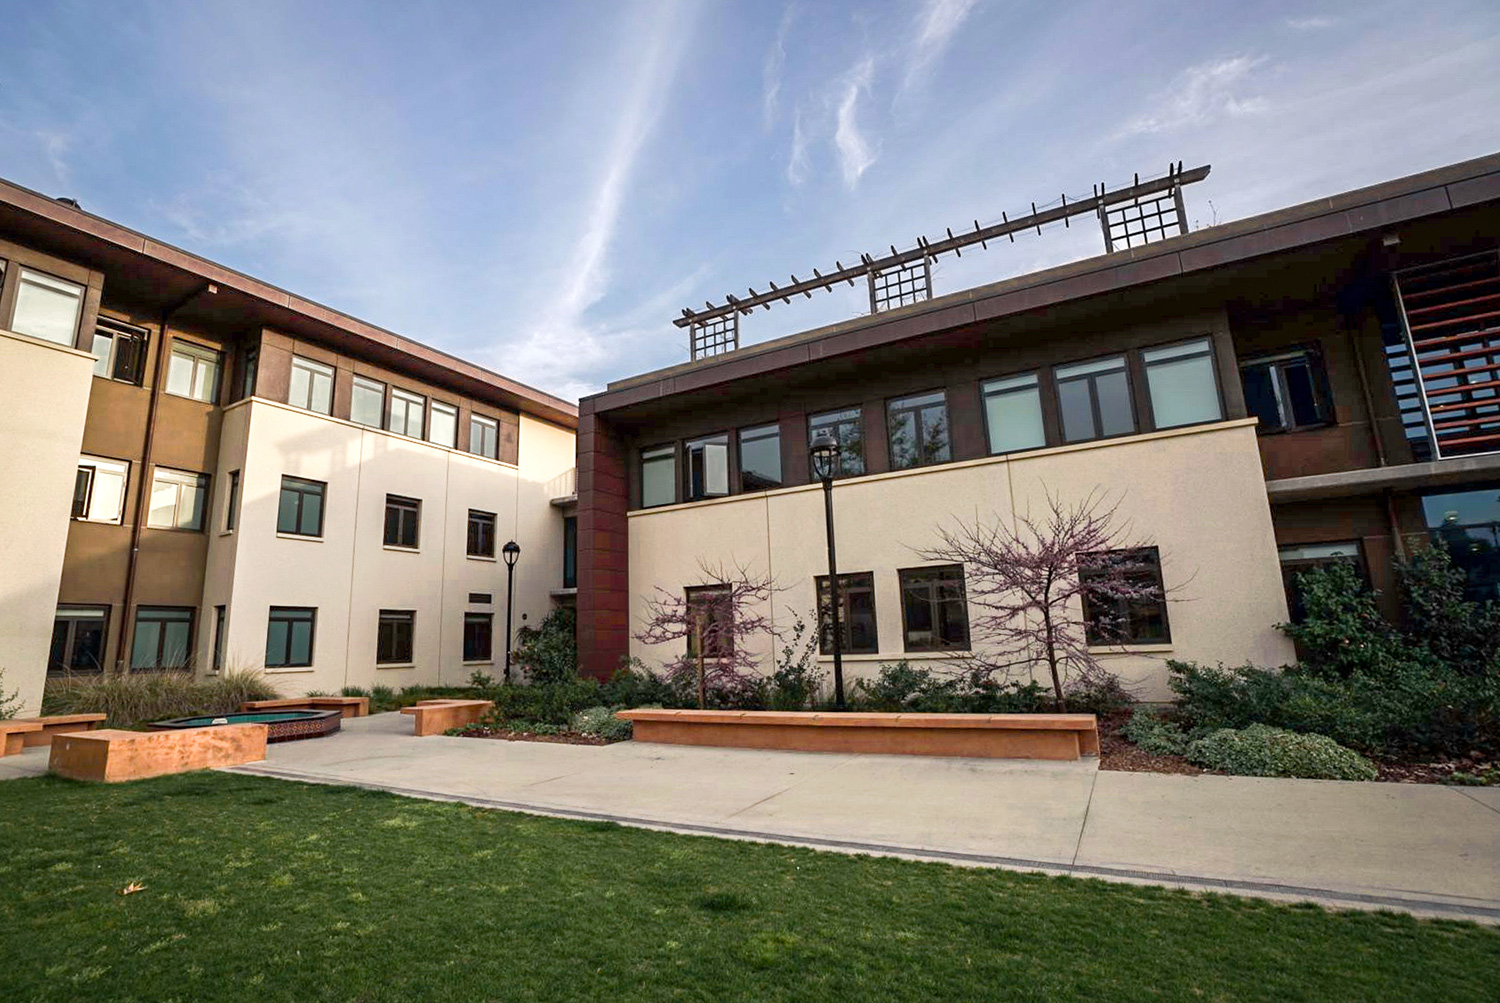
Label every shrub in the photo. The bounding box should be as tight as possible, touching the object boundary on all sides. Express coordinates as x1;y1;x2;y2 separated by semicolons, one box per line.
768;611;824;710
0;670;22;719
602;662;684;708
855;662;935;711
852;662;1047;714
570;706;633;742
467;670;497;689
1186;725;1377;781
1122;708;1188;756
1062;672;1134;716
41;667;281;728
490;678;603;725
370;686;397;712
514;607;577;686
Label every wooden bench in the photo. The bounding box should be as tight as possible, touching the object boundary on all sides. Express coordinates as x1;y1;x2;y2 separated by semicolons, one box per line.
0;714;107;754
241;696;369;718
1;721;44;756
48;724;268;782
399;699;494;737
615;710;1101;761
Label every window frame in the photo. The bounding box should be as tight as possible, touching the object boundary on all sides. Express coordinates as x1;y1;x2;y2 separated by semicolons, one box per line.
90;317;148;385
387;388;426;438
470;413;499;459
737;423;783;492
212;604;227;672
428;400;459;449
350;375;386;428
288;355;336;415
1054;353;1137;444
146;467;210;532
463;612;494;663
49;605;110;676
383;494;422;550
265;606;317;669
130;606;195;672
685;584;734;661
563;515;578;589
807;406;866;478
1142;336;1225;431
72;455;129;524
980;370;1048;455
897;564;971;653
1079;546;1172;646
164;340;222;404
467;509;496;559
1278;541;1366;623
11;266;85;347
815;571;878;655
886;389;952;471
376;609;416;665
1239;345;1334;435
276;475;326;538
223;470;241;532
640;443;677;508
684;431;731;502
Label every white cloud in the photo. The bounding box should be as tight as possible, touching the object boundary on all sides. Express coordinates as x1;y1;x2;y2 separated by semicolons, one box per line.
786;107;810;186
834;56;877;188
1287;16;1335;30
762;4;797;130
1118;55;1271;136
901;0;979;97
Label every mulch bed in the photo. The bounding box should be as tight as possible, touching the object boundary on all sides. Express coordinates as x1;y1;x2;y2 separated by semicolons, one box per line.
454;725;615;746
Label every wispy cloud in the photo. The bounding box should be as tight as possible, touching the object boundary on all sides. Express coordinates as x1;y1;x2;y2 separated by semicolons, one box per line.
1118;55;1270;136
786;107;810;185
762;4;797;130
901;0;978;98
1287;16;1335;30
834;56;877;188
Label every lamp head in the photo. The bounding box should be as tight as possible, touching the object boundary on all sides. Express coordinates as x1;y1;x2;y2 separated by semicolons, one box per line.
809;429;839;482
502;540;521;567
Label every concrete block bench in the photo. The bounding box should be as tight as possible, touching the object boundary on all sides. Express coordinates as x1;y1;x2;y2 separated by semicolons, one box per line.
1;714;107;754
241;696;370;718
616;709;1101;761
400;699;494;737
48;724;268;782
1;721;44;756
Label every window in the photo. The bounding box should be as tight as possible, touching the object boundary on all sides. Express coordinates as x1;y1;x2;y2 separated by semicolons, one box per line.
1241;348;1332;434
265;606;316;668
685;433;729;501
147;468;209;531
816;572;878;654
429;401;458;448
1080;547;1170;645
807;408;865;477
738;424;782;490
685;585;733;660
377;610;415;664
1422;486;1500;602
131;607;194;671
351;376;385;427
49;606;109;676
463;612;493;662
1056;355;1134;442
563;516;577;589
983;373;1047;454
470;414;499;458
212;605;227;672
277;476;325;537
12;268;84;346
468;592;493;604
224;470;241;531
1144;338;1222;429
384;495;421;548
241;345;259;400
1279;542;1365;622
289;356;335;414
887;391;951;470
90;318;148;385
898;566;970;652
641;445;676;508
467;509;496;558
72;456;128;524
388;388;425;437
165;341;222;403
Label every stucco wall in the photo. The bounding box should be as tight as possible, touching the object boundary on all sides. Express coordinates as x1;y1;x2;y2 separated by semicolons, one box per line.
627;418;1294;702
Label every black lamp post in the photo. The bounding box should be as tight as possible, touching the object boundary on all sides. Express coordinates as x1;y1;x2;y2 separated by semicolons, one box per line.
502;540;521;683
809;430;846;710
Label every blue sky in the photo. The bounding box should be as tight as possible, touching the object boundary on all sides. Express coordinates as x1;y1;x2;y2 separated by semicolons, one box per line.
1;1;1497;401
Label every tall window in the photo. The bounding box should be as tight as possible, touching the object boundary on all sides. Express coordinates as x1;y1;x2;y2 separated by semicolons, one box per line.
563;516;577;589
165;341;222;403
377;610;415;664
12;268;84;346
49;606;109;676
277;476;325;537
224;470;241;531
213;605;227;672
1241;348;1332;433
388;388;425;438
241;345;259;400
131;607;194;671
807;408;865;477
90;318;148;385
1422;487;1500;602
1279;542;1365;622
641;445;676;508
463;612;493;662
470;414;499;459
982;373;1046;454
738;424;782;490
816;572;878;654
289;356;335;414
351;375;385;427
898;566;970;652
1080;547;1170;645
685;433;729;501
685;585;733;661
1056;355;1134;442
264;606;316;668
72;456;128;524
428;401;458;448
384;495;421;548
147;468;209;531
887;391;951;470
467;509;496;558
1144;338;1222;429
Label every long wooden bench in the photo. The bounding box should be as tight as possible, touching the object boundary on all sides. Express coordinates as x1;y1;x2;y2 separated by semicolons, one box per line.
49;724;268;782
615;710;1101;761
241;697;370;718
0;714;107;754
400;699;494;737
1;721;44;756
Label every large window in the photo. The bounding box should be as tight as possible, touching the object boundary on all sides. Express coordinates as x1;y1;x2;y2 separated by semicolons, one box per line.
277;476;325;537
1422;487;1500;602
641;445;676;508
265;606;316;669
384;495;421;549
1241;348;1332;434
816;572;878;655
685;433;729;501
563;515;577;588
470;414;499;459
738;424;782;491
1056;355;1134;442
351;376;385;427
467;509;496;558
1080;547;1170;645
887;391;951;470
1144;338;1222;429
90;318;148;385
1279;541;1365;622
982;372;1046;454
463;612;493;662
131;607;194;671
388;388;425;438
12;267;84;346
289;356;335;414
165;341;221;403
428;401;458;448
147;468;209;531
72;456;128;524
49;606;109;676
377;610;415;664
685;585;733;660
899;566;969;652
807;407;865;477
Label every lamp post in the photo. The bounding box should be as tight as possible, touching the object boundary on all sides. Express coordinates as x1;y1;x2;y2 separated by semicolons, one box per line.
809;430;846;710
502;540;520;683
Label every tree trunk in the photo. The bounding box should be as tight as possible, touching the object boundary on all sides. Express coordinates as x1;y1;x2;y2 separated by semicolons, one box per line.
695;619;706;710
1042;609;1066;711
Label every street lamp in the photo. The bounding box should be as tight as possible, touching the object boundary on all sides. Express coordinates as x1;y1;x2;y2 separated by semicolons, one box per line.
809;429;846;710
502;540;521;684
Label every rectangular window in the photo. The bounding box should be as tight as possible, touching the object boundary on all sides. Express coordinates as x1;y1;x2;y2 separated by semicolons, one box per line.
224;470;241;531
1279;542;1365;622
563;515;577;589
1421;486;1500;602
468;592;493;604
428;401;458;449
277;476;325;537
685;585;733;660
982;373;1046;454
90;317;148;385
49;606;109;676
685;433;730;501
1241;348;1332;434
815;572;878;655
463;612;493;662
470;414;499;458
241;345;259;400
289;356;335;414
1056;355;1135;442
887;391;951;470
467;509;496;558
265;606;316;668
384;495;421;548
72;455;128;524
130;607;194;671
147;468;209;531
641;445;676;508
12;267;84;346
387;388;425;438
213;605;227;672
807;408;865;477
377;610;415;664
1080;547;1170;645
351;375;385;427
165;341;222;403
898;565;970;652
1143;338;1222;429
738;424;782;491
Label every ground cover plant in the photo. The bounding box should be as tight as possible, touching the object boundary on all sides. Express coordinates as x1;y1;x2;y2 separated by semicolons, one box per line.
40;667;280;728
3;772;1498;1002
1186;724;1378;781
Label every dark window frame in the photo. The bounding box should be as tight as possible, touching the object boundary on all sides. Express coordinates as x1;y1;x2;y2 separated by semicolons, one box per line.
384;495;422;549
1079;547;1171;646
897;565;971;653
130;606;196;672
1239;344;1334;435
463;612;494;662
377;609;416;664
685;584;733;660
1278;541;1367;623
980;370;1048;455
265;606;317;669
563;515;577;589
1142;336;1226;431
467;509;496;558
213;604;227;672
684;431;731;502
92;316;148;386
640;443;678;508
886;389;952;470
807;406;866;478
737;423;783;492
1054;353;1137;444
815;571;878;655
470;413;499;459
49;605;110;676
277;476;326;538
224;469;241;532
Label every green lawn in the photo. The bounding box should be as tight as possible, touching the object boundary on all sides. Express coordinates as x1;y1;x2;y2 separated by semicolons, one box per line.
2;774;1496;1002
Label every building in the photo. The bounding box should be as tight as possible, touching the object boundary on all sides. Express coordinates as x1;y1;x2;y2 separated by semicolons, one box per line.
575;153;1500;700
0;179;577;716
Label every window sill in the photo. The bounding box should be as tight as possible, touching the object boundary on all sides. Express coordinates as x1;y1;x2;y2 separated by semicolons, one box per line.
815;651;958;662
162;390;217;406
462;660;495;667
219;529;235;538
145;525;207;534
266;666;315;674
71;516;124;526
467;554;497;562
382;545;421;554
376;662;415;670
1088;643;1174;654
276;532;323;542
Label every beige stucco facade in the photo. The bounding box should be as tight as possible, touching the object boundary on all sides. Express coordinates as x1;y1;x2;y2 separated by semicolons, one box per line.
627;418;1295;702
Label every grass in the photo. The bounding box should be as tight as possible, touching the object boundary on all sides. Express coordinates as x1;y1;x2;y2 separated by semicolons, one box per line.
2;774;1497;1002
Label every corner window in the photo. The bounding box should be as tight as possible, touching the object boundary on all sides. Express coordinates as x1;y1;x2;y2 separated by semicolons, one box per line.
351;376;385;427
982;373;1046;454
12;267;84;346
387;388;425;438
463;612;493;662
1056;355;1134;442
1241;348;1332;434
224;470;241;531
213;605;227;672
73;455;128;524
384;495;421;549
899;565;970;652
563;515;577;589
1422;487;1500;602
90;318;148;385
816;572;878;654
1278;541;1365;622
240;345;259;401
685;585;733;660
467;509;496;558
1144;338;1222;429
685;433;729;501
265;606;316;668
165;341;222;403
277;476;325;537
1080;547;1170;645
289;356;335;415
470;414;499;459
808;408;865;477
147;468;209;531
641;445;676;508
49;606;109;676
738;424;782;491
131;607;194;672
887;391;951;470
428;401;458;449
377;610;415;664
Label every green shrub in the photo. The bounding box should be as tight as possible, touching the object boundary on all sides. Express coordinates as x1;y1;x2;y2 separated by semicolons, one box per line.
768;611;824;710
41;667;281;728
1186;725;1377;781
1062;673;1134;716
490;679;603;725
570;706;633;741
514;607;577;686
1122;708;1188;756
852;662;1047;714
602;662;684;708
340;686;371;698
0;670;22;720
